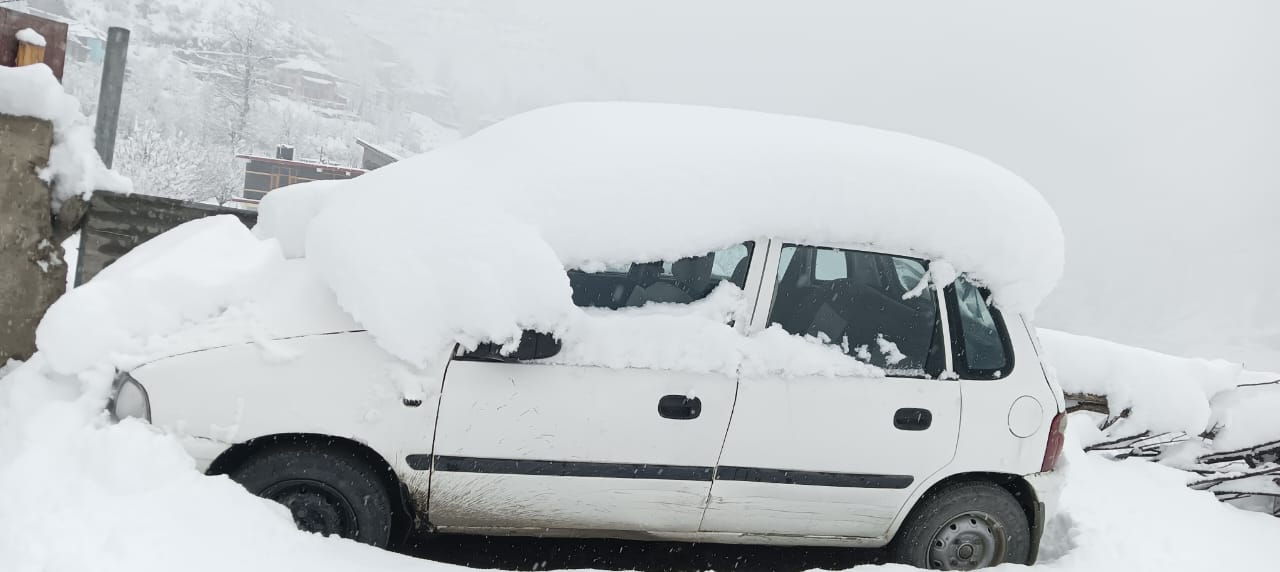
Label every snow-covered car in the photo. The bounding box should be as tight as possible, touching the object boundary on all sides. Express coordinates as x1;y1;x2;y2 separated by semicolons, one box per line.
104;103;1067;571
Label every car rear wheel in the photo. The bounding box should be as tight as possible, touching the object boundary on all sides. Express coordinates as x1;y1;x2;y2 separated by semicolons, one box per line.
229;444;394;547
890;481;1030;570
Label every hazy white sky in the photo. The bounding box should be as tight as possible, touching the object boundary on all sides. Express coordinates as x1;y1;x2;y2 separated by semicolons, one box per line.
283;0;1280;366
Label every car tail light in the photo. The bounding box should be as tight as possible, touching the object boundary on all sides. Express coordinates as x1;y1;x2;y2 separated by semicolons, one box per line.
1040;411;1067;472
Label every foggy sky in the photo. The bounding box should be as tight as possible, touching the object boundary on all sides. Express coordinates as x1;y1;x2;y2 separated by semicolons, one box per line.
280;0;1280;368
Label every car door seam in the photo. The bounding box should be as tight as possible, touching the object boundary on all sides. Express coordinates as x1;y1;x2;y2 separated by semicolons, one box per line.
421;343;459;528
697;377;740;531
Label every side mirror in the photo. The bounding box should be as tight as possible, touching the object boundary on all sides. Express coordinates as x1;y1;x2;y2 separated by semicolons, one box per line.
463;330;562;362
512;330;562;361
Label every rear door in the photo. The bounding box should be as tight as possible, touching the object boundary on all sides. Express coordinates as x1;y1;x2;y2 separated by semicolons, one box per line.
701;240;961;539
425;243;763;535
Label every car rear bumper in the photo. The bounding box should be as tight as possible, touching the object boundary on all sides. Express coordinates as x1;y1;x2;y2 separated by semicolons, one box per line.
1024;469;1065;521
1023;469;1065;564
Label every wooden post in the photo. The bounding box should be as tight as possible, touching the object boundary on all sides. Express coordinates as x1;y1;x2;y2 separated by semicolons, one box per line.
16;39;44;66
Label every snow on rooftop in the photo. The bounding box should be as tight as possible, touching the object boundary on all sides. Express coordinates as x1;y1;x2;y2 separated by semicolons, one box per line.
16;28;47;47
0;64;131;205
68;22;107;41
275;56;340;79
275;102;1063;366
354;137;403;161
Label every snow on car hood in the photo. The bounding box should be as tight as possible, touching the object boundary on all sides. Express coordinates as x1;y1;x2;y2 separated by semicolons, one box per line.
260;102;1063;367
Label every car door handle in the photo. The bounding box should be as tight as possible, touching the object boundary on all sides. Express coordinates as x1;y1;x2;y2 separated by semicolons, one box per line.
894;408;933;431
658;395;702;420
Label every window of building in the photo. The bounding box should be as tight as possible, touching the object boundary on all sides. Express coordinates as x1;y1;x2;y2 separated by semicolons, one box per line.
244;172;271;192
768;244;945;378
567;243;754;310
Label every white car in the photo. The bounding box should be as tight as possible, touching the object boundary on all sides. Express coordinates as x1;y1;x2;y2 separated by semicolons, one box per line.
104;103;1067;571
110;237;1065;570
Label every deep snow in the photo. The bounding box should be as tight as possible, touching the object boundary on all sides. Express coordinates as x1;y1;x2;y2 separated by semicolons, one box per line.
262;102;1064;368
1038;328;1278;440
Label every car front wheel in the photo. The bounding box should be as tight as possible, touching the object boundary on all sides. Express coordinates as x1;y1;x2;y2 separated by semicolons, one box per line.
890;480;1031;570
229;444;394;547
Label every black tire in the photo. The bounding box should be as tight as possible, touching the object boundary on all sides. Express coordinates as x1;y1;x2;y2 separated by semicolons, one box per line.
890;481;1030;570
230;444;394;547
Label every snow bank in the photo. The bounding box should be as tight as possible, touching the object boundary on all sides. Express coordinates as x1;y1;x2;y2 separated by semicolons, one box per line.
1038;328;1278;437
269;102;1063;367
1025;424;1280;572
16;27;46;47
1205;383;1280;451
0;64;131;206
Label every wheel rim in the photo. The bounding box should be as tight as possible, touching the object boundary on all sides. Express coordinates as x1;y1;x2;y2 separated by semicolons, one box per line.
260;479;359;539
926;511;1008;570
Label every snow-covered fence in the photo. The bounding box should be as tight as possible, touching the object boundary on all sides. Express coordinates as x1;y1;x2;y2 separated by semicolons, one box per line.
1040;328;1280;516
74;190;257;285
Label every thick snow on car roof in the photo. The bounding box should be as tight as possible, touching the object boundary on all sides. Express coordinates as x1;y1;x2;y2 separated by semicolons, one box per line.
264;102;1063;366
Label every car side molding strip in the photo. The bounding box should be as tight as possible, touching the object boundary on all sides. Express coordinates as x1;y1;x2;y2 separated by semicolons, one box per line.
428;455;714;481
409;454;913;489
715;465;914;489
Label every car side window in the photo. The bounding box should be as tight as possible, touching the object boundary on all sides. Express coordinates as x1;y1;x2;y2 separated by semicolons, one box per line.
768;244;945;378
946;277;1013;379
567;242;754;310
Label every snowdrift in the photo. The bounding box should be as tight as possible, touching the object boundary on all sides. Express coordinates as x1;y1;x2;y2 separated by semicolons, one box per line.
1038;328;1278;438
1039;328;1280;515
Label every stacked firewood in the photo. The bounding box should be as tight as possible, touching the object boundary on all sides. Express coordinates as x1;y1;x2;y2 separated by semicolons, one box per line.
1066;380;1280;517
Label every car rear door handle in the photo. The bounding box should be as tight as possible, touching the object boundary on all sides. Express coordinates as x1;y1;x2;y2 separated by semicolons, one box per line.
658;395;702;420
894;408;932;431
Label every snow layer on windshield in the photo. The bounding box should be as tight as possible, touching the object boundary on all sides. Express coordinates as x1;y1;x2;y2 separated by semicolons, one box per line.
0;64;131;206
273;102;1063;367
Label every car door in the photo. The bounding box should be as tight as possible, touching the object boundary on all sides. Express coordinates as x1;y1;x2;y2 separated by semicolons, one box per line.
425;243;764;535
700;240;961;539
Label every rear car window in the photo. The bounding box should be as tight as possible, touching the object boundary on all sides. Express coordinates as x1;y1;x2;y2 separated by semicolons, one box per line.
946;277;1013;379
567;242;754;309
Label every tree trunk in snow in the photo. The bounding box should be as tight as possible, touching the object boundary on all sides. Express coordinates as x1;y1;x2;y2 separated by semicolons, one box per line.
0;114;68;363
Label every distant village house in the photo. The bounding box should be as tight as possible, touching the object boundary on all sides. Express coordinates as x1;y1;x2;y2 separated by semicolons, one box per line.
272;57;347;109
232;145;364;208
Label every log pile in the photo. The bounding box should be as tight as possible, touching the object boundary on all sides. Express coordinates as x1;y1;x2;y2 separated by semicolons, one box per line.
1066;379;1280;517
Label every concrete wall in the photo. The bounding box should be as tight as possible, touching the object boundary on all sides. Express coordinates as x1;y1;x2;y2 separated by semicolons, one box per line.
0;114;66;363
